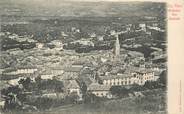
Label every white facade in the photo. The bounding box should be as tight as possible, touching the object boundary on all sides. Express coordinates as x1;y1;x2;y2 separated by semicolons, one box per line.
0;101;5;109
139;23;146;32
17;68;38;74
73;39;94;47
36;43;44;49
41;74;54;80
115;34;120;57
4;68;38;75
88;83;112;98
66;80;81;96
51;69;64;75
91;90;112;98
68;88;81;95
102;72;155;86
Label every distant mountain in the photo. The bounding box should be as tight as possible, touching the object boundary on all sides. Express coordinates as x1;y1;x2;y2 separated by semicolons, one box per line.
1;1;166;19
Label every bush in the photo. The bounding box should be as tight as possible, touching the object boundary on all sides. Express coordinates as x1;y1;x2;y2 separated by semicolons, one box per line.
144;81;161;89
110;86;130;98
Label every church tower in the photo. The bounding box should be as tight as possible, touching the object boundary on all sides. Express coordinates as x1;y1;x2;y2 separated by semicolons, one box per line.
115;34;120;58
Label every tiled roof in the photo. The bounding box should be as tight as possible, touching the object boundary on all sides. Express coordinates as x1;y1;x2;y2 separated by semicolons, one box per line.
100;73;132;80
48;65;83;72
124;67;153;74
128;51;144;57
154;70;163;76
63;66;83;72
66;80;80;89
88;82;111;91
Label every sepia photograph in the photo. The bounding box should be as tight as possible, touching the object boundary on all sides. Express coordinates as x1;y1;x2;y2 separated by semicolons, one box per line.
0;0;167;114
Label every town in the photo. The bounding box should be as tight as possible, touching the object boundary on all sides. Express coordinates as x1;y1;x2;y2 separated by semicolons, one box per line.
0;1;167;114
1;18;167;112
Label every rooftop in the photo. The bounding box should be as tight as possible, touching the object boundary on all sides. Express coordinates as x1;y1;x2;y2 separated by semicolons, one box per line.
124;66;153;74
100;73;132;80
63;66;83;72
66;80;80;89
88;82;111;91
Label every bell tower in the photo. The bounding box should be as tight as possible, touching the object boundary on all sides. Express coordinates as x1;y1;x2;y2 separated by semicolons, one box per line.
115;34;120;58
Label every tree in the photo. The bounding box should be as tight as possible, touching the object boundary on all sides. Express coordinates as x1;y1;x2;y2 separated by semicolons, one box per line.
18;77;31;90
144;81;161;89
110;86;122;95
84;92;101;104
130;84;146;92
35;76;42;84
110;86;130;97
159;70;167;86
64;92;79;104
81;82;87;94
1;86;22;110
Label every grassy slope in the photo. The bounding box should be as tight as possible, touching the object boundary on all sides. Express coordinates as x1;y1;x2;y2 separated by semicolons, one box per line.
42;89;167;114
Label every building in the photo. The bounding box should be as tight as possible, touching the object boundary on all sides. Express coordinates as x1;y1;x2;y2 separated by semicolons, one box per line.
88;82;112;98
47;66;65;75
8;76;26;86
0;97;5;110
36;43;44;49
114;34;120;58
71;38;94;47
53;65;84;80
66;80;81;95
16;68;38;74
100;67;156;86
2;67;38;75
97;35;104;41
139;23;146;32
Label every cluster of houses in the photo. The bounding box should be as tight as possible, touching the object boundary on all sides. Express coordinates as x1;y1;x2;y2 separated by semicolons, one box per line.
88;66;159;98
0;22;166;109
1;60;160;100
2;67;38;75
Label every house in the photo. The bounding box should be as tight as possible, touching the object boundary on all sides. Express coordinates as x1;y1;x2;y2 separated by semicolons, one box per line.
110;30;116;35
153;70;163;81
100;67;156;86
0;32;5;36
41;93;58;99
2;67;38;75
8;77;26;86
40;66;66;80
51;40;63;47
89;32;96;38
60;65;84;80
61;31;68;37
71;38;94;47
48;67;65;75
16;67;38;74
139;23;146;32
63;65;83;72
88;82;112;98
0;97;5;110
40;71;55;80
71;27;80;33
66;80;81;96
97;35;104;41
36;43;44;49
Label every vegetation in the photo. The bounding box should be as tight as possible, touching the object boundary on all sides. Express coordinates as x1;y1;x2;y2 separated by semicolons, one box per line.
110;80;166;98
110;86;130;98
1;77;64;111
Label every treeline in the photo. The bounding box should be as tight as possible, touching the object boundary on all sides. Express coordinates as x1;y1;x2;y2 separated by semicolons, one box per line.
1;77;64;111
110;77;166;98
1;37;36;51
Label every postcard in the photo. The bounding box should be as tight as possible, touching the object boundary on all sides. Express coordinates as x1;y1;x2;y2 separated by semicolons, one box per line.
0;0;183;114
